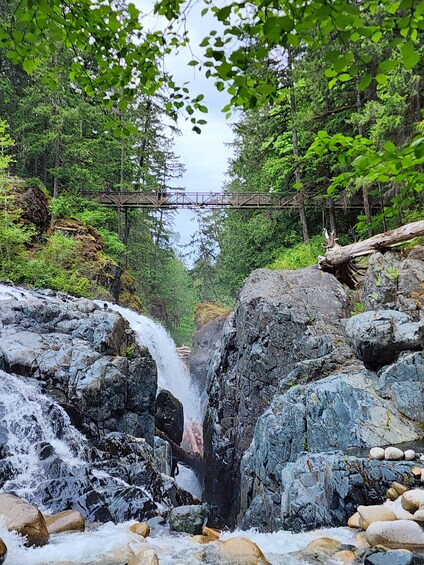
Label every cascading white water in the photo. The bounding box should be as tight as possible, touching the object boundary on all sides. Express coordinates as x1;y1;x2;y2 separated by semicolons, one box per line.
0;370;87;507
98;302;203;498
97;302;201;423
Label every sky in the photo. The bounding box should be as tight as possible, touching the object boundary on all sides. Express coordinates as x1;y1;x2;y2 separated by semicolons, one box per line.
134;1;235;254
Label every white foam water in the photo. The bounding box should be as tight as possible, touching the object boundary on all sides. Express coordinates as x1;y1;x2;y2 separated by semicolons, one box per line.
0;370;87;505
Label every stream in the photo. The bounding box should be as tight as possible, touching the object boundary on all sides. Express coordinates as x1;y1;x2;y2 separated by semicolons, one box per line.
0;284;356;564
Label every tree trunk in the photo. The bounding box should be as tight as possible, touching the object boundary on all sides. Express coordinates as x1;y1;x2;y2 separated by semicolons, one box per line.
319;220;424;288
356;80;372;236
288;49;309;243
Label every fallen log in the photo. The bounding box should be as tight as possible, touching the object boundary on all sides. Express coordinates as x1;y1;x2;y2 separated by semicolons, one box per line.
155;428;204;478
319;220;424;288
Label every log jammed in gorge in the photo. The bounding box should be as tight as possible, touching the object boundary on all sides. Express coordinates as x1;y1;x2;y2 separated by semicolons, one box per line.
319;220;424;288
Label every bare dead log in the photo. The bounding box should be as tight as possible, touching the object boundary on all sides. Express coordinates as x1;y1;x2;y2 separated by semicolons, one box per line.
319;220;424;288
155;428;204;477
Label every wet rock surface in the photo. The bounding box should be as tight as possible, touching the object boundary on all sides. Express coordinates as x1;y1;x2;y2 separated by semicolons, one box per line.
0;289;157;444
155;390;184;446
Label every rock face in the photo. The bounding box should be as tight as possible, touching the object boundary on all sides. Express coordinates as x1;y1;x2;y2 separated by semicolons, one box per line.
203;254;424;531
204;266;352;526
0;289;157;444
190;316;227;395
155;390;184;445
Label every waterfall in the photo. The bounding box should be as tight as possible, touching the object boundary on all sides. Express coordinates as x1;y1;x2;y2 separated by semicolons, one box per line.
96;302;201;424
98;302;203;497
0;370;87;507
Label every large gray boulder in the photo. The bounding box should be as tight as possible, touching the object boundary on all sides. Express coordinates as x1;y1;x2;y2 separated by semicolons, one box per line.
364;249;424;315
155;389;184;446
345;310;423;369
203;266;351;526
0;289;157;444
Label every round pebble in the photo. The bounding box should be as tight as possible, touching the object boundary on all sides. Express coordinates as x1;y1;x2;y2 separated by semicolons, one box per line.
384;446;404;461
370;447;385;460
404;450;416;461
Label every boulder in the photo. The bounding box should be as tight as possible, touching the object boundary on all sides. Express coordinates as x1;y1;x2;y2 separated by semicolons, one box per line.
0;292;158;444
405;450;417;461
345;310;423;370
365;520;424;548
0;493;48;546
127;545;159;565
413;507;424;522
364;250;424;313
402;490;424;513
357;505;397;529
0;539;6;565
333;550;356;563
169;505;208;535
239;368;420;531
303;537;344;557
364;549;417;565
155;389;184;446
45;509;85;534
276;453;418;533
130;522;150;538
218;537;269;564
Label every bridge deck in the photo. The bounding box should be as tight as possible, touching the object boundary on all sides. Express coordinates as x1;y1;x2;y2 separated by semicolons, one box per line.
81;191;364;209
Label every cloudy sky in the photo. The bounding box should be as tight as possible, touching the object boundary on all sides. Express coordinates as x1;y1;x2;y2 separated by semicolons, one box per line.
134;1;235;254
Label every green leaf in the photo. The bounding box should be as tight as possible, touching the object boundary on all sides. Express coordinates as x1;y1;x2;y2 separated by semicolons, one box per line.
358;75;372;90
376;73;387;85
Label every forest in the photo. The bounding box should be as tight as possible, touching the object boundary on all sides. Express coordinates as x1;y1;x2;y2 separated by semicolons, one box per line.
0;0;423;344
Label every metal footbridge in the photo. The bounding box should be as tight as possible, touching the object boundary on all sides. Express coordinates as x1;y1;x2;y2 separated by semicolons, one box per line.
82;191;364;210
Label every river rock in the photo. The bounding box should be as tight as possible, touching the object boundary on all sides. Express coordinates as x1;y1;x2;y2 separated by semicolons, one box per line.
130;522;150;537
128;546;159;565
218;537;269;564
364;549;417;565
345;310;423;370
333;550;356;563
0;539;6;565
0;493;49;546
384;498;415;520
358;505;397;529
393;482;409;496
387;488;399;501
45;509;85;534
413;507;424;522
348;512;361;528
303;537;344;557
370;447;385;460
386;447;405;460
169;505;208;535
365;519;424;548
401;490;424;513
405;450;417;461
155;389;184;446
